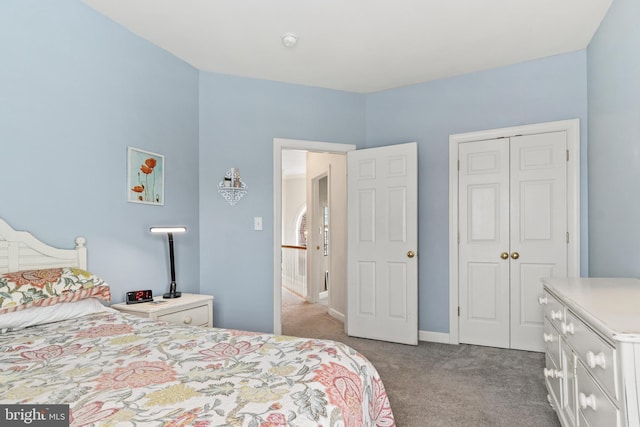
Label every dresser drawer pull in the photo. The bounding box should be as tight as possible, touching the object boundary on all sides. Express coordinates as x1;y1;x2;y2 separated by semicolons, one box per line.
183;316;192;325
561;322;575;335
538;295;549;305
543;333;555;343
586;351;607;370
543;368;563;379
579;392;597;411
550;310;563;321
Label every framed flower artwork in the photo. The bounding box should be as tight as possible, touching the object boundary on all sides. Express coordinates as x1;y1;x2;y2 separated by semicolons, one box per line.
127;147;164;205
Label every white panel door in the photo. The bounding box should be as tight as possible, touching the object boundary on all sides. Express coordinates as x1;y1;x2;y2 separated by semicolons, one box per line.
458;132;568;351
509;132;567;351
458;138;511;348
347;142;418;345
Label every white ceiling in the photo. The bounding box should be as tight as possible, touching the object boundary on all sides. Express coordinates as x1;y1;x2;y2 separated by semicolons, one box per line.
81;0;612;94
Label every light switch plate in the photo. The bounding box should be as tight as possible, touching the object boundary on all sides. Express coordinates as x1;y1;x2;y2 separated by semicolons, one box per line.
254;217;263;231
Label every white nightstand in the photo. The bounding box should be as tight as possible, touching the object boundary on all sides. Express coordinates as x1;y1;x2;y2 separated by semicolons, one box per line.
111;293;214;327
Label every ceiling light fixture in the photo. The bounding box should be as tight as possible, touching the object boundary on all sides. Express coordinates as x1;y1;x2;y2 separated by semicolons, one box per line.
281;32;298;48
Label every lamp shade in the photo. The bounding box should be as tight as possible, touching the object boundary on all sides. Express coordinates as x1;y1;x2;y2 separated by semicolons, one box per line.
150;226;187;234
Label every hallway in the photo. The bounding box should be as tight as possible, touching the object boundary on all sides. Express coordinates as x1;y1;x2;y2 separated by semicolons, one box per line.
281;288;339;339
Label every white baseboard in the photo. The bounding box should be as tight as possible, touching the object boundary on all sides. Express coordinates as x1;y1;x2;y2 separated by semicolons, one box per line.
328;308;344;322
419;330;451;344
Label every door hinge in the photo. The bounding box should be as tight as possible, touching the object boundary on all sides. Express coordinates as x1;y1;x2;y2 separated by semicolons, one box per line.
458;306;460;317
457;160;460;171
457;232;460;244
566;150;569;162
566;232;570;244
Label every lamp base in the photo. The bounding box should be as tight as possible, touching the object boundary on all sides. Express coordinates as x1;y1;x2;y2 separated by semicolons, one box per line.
163;291;182;299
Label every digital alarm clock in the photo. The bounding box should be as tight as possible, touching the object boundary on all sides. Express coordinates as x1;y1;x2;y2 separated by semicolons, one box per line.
126;289;154;304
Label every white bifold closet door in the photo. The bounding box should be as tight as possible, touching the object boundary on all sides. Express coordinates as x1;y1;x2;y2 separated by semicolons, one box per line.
458;132;567;352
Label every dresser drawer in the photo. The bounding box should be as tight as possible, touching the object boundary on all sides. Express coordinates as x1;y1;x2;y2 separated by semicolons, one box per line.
540;290;565;328
576;362;620;427
561;339;578;427
544;317;561;368
563;310;617;401
545;352;563;410
157;304;210;327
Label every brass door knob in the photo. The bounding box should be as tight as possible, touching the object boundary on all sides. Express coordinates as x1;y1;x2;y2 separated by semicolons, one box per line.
407;251;415;258
500;252;509;260
511;252;520;260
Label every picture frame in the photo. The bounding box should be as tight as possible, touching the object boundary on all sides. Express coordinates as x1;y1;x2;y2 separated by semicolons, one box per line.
127;147;164;205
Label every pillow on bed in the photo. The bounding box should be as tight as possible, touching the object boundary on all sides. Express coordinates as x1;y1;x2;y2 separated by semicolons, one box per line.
0;298;113;331
0;267;111;315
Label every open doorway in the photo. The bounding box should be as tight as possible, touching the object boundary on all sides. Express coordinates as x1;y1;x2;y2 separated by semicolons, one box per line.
280;151;343;333
274;139;355;335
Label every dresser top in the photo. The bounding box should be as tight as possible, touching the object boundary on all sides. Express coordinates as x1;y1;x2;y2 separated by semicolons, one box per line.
543;277;640;343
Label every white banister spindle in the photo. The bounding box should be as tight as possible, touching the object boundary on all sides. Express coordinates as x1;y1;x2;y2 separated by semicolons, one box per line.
281;246;307;298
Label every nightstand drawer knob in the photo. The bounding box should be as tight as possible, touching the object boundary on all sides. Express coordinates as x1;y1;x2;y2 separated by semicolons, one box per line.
183;316;192;324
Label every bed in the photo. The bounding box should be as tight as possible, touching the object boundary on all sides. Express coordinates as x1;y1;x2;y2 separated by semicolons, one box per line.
0;218;395;427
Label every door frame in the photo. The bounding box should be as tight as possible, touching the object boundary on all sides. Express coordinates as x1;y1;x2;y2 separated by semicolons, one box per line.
273;138;356;335
448;119;581;345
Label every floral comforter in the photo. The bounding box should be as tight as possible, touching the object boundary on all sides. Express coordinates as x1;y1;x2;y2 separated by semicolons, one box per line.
0;310;395;427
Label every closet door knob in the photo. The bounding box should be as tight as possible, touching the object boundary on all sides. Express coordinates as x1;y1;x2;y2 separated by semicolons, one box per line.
500;252;509;260
407;251;415;258
511;252;520;260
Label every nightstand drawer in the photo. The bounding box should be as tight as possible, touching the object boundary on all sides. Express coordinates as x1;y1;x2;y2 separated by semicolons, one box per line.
157;304;210;327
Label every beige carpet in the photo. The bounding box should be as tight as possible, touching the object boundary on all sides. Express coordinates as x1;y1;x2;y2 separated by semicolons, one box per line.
281;290;561;427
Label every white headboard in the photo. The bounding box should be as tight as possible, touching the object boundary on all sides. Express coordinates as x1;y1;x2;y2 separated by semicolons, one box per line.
0;218;87;273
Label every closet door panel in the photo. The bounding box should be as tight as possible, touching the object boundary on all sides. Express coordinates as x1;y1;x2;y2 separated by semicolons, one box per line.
510;132;567;351
458;139;510;348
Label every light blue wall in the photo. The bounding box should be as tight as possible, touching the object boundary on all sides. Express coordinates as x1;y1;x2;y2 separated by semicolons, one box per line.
365;51;589;333
2;0;595;336
198;73;365;331
0;0;200;301
587;0;640;276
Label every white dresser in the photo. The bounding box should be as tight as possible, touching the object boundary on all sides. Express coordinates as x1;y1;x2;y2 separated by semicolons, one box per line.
541;278;640;427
